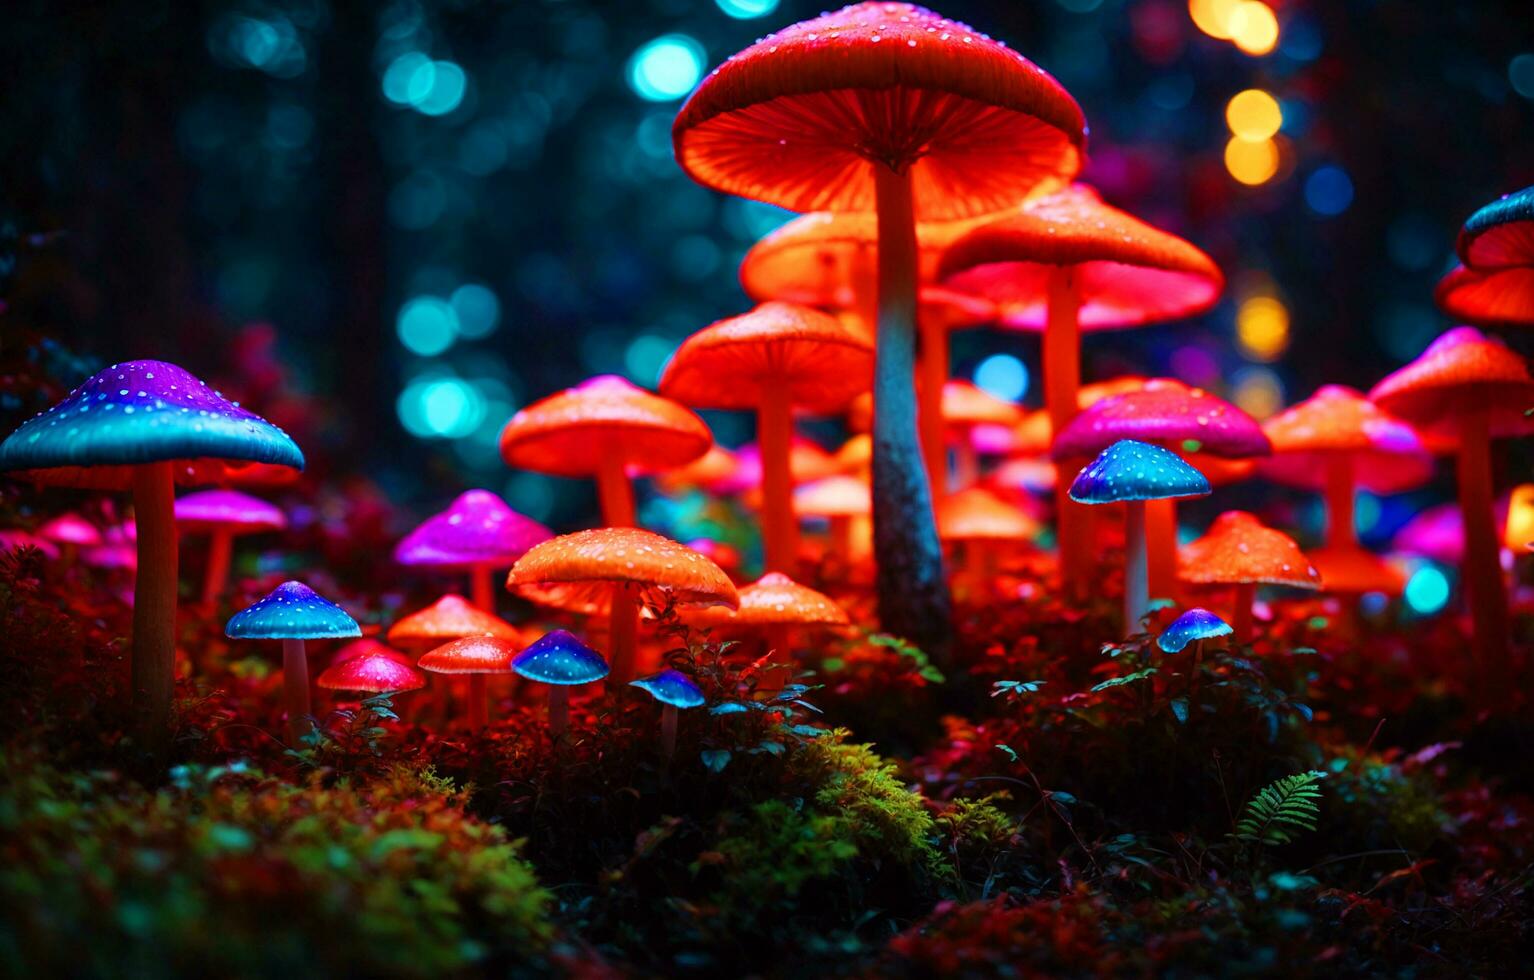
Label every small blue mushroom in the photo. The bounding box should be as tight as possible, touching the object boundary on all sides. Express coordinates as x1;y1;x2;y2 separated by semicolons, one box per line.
1157;607;1233;654
227;581;360;742
631;669;706;762
512;630;610;736
1069;440;1211;637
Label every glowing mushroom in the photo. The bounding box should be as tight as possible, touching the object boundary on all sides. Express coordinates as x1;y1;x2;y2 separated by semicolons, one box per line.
174;489;286;605
511;629;610;736
36;512;102;563
316;649;425;698
940;381;1025;491
659;302;874;573
226;581;360;742
1259;385;1433;596
499;375;711;527
0;360;303;758
507;528;739;684
1069;440;1211;635
1157;607;1232;696
418;636;522;730
387;594;522;725
674;1;1087;658
1370;327;1534;689
1053;379;1270;600
630;669;706;762
940;187;1222;593
687;572;849;676
794;474;872;568
1436;185;1534;327
1178;512;1320;644
937;487;1040;585
394;489;551;612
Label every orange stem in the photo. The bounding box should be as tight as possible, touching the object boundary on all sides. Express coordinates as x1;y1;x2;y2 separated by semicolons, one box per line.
1046;266;1087;598
597;454;635;527
758;378;797;574
918;311;949;501
1144;496;1178;602
468;674;488;729
609;583;640;684
1232;583;1255;645
131;461;178;763
202;529;232;606
470;564;496;613
1325;455;1357;550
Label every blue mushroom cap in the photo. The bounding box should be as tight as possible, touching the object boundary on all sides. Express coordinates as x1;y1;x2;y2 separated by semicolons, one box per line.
512;629;610;686
1157;607;1234;654
0;360;303;490
226;581;361;640
1463;184;1534;240
1069;439;1211;504
630;669;706;709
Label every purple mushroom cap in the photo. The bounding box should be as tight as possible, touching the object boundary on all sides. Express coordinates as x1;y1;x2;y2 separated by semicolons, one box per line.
394;489;552;570
174;489;287;534
1390;501;1512;566
1052;380;1271;462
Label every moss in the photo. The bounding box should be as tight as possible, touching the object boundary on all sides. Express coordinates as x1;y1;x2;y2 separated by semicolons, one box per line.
0;749;556;979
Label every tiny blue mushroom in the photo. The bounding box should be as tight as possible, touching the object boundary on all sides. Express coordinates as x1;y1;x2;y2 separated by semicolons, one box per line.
0;359;303;761
631;669;706;761
227;581;360;742
1070;440;1210;637
1158;607;1232;699
512;629;610;736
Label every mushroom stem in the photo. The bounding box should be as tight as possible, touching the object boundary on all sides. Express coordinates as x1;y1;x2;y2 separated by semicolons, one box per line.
871;163;952;664
1325;455;1357;550
758;377;798;574
469;565;496;614
608;583;640;684
1046;266;1088;600
1456;407;1511;693
547;685;569;736
918;311;949;501
660;704;678;761
1144;496;1178;603
202;529;233;606
468;674;489;729
972;540;999;586
1123;500;1149;636
953;436;979;491
131;460;179;761
829;515;853;564
282;638;313;743
1232;583;1255;645
1190;638;1204;700
596;454;636;527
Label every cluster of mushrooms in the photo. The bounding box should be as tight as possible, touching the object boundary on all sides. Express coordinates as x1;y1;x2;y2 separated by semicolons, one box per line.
2;3;1532;760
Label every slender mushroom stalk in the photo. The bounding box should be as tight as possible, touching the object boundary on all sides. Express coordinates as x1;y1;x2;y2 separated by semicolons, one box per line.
203;529;233;606
1155;608;1231;701
469;565;497;614
547;686;570;736
1123;499;1149;634
176;489;288;606
1143;497;1178;601
630;668;705;763
1046;267;1089;595
597;454;637;528
608;583;641;685
1325;456;1357;550
659;704;679;759
872;164;952;659
1456;406;1511;683
918;311;950;496
1231;583;1256;645
281;638;314;742
513;630;611;739
758;378;797;572
132;461;179;757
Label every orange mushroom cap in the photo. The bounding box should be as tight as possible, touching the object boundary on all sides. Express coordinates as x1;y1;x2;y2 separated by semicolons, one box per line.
1368;326;1534;439
942;380;1025;429
507;527;739;616
937;487;1040;542
387;594;521;646
1434;264;1534;328
834;434;872;474
673;2;1086;222
939;185;1223;331
722;436;841;495
688;571;849;629
1305;546;1406;596
1179;511;1321;589
417;635;522;675
988;456;1057;496
1503;484;1534;552
652;444;742;493
499;375;711;477
1259;385;1434;494
659;302;874;414
794;474;872;518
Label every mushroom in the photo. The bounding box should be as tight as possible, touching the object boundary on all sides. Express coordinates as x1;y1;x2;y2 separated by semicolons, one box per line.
418;635;522;729
316;648;426;698
937;486;1040;586
387;594;522;724
1053;379;1270;601
330;637;414;667
674;1;1087;658
1069;440;1211;635
724;437;841;498
36;512;102;563
511;629;610;736
394;489;550;612
1156;607;1233;697
940;187;1223;594
0;360;303;758
630;669;706;762
1370;327;1534;689
174;489;286;605
940;381;1025;491
226;581;361;742
793;474;872;569
507;528;739;684
1178;512;1321;644
654;444;742;496
499;375;711;527
687;572;849;680
659;302;874;573
1259;385;1434;597
1436;184;1534;327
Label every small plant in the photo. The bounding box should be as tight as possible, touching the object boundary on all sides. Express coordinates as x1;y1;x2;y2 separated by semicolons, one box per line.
285;692;403;777
1232;771;1326;846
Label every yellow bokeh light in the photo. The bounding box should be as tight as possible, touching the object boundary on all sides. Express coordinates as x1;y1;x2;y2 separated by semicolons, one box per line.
1226;89;1282;140
1232;368;1284;420
1229;1;1279;56
1224;136;1280;185
1189;0;1241;40
1504;484;1534;551
1236;295;1290;362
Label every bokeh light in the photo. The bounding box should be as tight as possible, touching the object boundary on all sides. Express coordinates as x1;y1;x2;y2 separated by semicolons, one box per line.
1225;89;1282;140
1304;166;1355;216
1404;565;1451;616
1231;366;1284;418
1189;0;1240;40
1229;2;1279;56
382;54;467;116
625;334;675;387
396;296;459;356
449;284;501;339
1510;53;1534;100
397;374;485;438
715;0;780;18
1236;295;1290;361
1224;135;1280;185
974;353;1029;402
628;35;705;102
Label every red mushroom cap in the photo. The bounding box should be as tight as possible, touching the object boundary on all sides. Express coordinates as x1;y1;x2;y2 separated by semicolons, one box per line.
317;651;426;693
387;594;522;646
1259;385;1434;494
1179;511;1321;589
331;638;413;666
673;2;1086;221
1434;264;1534;328
417;635;522;675
1368;326;1534;439
1305;546;1406;597
688;571;849;628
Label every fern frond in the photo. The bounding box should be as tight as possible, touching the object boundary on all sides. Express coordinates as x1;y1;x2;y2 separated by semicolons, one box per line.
1232;771;1325;846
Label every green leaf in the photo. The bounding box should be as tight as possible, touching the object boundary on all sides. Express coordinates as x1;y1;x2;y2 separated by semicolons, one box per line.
995;744;1018;762
1232;771;1326;846
1091;667;1157;692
